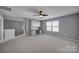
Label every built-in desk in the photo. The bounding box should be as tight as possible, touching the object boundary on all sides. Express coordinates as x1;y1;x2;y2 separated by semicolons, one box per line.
31;30;37;35
4;29;15;39
31;29;42;36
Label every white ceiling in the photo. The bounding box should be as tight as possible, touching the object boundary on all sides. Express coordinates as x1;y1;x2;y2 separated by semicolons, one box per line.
0;6;79;20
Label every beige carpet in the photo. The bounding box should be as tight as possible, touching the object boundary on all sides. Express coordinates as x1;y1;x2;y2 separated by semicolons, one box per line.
0;34;79;53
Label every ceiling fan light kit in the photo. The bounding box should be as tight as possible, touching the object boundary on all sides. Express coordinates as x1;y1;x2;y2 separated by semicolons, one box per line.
39;15;43;18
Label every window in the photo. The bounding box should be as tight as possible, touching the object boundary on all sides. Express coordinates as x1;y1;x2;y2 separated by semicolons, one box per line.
46;21;59;32
46;22;52;31
31;21;41;30
52;21;59;32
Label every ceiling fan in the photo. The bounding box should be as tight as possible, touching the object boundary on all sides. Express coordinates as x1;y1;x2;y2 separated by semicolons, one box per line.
33;10;48;18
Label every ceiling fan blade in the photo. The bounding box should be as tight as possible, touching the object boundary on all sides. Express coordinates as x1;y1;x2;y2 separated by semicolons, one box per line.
42;14;48;16
0;6;11;11
33;15;39;16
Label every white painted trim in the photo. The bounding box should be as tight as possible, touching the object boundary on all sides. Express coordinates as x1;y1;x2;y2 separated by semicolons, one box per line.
0;34;25;43
23;20;26;35
0;16;4;40
2;18;4;40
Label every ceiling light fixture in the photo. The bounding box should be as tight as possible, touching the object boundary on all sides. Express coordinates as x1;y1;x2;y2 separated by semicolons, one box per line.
39;15;42;18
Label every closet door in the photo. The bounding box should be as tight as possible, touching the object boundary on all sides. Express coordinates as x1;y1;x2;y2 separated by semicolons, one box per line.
0;16;3;40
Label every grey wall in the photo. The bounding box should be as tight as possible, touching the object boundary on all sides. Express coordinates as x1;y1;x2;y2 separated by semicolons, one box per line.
42;14;79;39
